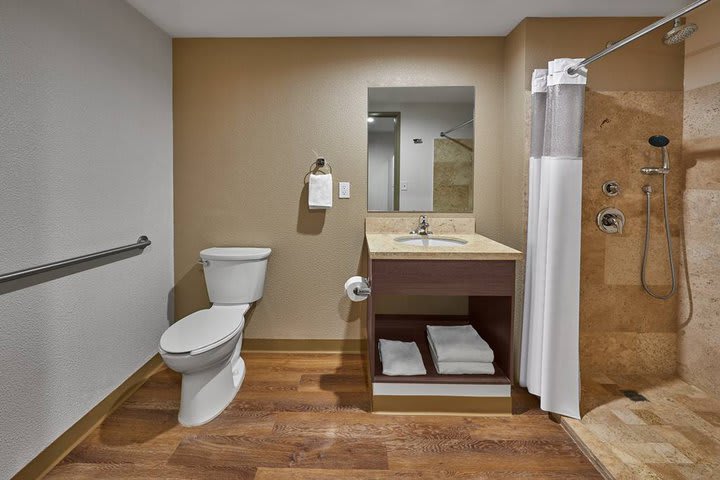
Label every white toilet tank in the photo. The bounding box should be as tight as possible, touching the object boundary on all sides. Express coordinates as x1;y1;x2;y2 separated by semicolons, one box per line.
199;247;271;304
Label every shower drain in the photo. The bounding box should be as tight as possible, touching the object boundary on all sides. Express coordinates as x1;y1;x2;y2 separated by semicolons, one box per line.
620;389;648;402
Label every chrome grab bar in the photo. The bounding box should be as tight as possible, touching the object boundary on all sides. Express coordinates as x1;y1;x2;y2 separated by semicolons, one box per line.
0;236;151;284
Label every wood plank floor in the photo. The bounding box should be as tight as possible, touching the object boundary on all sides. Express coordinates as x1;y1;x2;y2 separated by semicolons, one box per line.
46;353;601;479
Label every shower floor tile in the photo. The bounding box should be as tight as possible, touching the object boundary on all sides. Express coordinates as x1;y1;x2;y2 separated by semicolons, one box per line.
563;375;720;479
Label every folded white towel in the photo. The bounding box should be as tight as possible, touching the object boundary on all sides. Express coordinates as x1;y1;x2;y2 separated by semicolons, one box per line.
378;339;426;376
426;325;494;363
308;173;333;209
428;336;495;374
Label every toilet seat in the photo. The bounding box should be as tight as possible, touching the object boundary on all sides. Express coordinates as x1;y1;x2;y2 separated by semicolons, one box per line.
160;304;249;355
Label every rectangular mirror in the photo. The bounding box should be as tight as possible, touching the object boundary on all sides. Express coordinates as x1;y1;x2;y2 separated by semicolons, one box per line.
367;86;474;212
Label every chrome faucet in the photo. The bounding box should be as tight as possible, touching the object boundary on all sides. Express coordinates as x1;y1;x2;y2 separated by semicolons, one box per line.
410;215;432;235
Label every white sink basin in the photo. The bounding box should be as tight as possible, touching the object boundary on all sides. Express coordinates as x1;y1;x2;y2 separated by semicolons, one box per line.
394;236;468;247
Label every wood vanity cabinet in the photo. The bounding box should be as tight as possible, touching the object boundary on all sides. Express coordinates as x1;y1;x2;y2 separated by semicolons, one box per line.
366;258;516;414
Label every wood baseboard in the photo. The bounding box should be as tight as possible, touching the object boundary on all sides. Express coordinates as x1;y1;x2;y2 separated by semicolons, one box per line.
243;338;364;353
12;354;164;480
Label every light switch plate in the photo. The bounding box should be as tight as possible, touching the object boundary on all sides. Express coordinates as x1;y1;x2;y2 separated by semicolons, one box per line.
400;181;408;191
339;181;350;198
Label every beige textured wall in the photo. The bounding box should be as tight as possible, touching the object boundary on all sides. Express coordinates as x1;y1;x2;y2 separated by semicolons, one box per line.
500;21;529;378
523;18;683;91
500;18;685;377
678;1;720;396
173;38;504;340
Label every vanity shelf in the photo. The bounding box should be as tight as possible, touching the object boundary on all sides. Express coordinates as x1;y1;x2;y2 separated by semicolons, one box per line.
366;253;520;414
373;314;511;385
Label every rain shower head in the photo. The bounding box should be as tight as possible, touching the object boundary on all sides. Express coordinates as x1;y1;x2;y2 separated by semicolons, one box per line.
663;18;698;45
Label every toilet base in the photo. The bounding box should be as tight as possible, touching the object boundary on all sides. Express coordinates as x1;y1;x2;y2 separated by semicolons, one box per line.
178;355;246;427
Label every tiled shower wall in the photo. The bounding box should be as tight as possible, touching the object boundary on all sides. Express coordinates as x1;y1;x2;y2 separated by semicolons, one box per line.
678;82;720;397
677;0;720;396
580;91;683;375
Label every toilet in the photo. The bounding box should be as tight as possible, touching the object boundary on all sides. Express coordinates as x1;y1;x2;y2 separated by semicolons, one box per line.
159;247;271;426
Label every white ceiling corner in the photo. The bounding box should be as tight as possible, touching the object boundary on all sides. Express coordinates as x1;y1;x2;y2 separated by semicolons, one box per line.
126;0;688;38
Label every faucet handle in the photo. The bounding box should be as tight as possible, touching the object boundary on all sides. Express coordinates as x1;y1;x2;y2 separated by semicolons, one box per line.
609;216;624;235
597;208;625;235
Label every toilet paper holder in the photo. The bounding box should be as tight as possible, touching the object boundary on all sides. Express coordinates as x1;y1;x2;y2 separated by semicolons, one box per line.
354;283;371;296
345;275;371;302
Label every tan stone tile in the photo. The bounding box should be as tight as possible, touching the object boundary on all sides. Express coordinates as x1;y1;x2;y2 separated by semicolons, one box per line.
646;463;692;480
364;216;475;234
587;423;660;443
637;333;678;375
604;234;677;287
632;409;666;425
661;462;720;480
615;442;693;465
683;82;720;142
581;333;641;374
612;408;648;426
674;395;720;414
695;411;720;428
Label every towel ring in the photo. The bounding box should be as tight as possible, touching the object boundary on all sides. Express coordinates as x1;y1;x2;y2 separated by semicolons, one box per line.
304;157;332;183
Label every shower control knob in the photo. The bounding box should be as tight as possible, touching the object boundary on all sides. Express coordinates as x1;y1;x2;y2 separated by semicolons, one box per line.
602;180;620;197
597;208;625;235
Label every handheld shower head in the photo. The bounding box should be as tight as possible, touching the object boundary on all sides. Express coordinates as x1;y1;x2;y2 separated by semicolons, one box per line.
649;135;670;148
663;18;698;45
642;135;671;174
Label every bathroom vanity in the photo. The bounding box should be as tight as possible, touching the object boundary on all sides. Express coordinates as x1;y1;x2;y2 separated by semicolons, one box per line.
365;217;522;415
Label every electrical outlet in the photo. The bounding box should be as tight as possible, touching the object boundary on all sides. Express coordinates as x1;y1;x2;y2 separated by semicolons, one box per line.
339;181;350;198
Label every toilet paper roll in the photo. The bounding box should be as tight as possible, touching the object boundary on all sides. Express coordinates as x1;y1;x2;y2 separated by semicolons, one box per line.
345;275;369;302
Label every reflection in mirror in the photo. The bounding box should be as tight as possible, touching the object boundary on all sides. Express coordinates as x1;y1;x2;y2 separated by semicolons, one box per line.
367;86;474;213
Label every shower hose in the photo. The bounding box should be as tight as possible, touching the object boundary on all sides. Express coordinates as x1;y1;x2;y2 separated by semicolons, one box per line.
641;176;677;300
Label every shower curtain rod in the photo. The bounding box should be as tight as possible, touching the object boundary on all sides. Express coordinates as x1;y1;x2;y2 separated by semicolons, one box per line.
440;118;473;137
567;0;711;75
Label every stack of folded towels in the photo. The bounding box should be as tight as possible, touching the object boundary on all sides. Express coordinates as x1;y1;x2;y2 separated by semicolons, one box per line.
427;325;495;374
378;339;427;376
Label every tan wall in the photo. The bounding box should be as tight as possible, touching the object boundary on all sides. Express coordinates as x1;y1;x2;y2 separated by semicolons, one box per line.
500;21;529;377
523;18;683;91
684;1;720;90
173;38;504;340
500;18;685;377
678;1;720;396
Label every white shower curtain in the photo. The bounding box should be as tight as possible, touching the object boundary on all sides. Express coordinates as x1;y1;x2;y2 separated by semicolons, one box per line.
520;59;586;419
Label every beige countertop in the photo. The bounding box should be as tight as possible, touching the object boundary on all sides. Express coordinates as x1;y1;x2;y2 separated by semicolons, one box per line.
365;217;523;261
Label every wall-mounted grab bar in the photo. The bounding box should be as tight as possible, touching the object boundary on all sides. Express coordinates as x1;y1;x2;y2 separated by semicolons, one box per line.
0;236;151;284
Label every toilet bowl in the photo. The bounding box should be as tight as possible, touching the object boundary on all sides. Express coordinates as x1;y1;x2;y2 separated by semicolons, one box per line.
159;247;271;426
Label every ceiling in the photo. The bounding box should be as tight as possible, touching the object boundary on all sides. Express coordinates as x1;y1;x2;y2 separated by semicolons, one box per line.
126;0;686;38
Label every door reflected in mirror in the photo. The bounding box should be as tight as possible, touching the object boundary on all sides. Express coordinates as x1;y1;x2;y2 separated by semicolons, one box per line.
367;86;474;213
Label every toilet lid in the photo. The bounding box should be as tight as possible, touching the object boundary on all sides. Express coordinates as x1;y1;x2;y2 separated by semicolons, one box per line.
160;306;247;354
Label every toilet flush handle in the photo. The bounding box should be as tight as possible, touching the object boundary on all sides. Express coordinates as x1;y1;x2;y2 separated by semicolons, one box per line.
197;258;209;267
